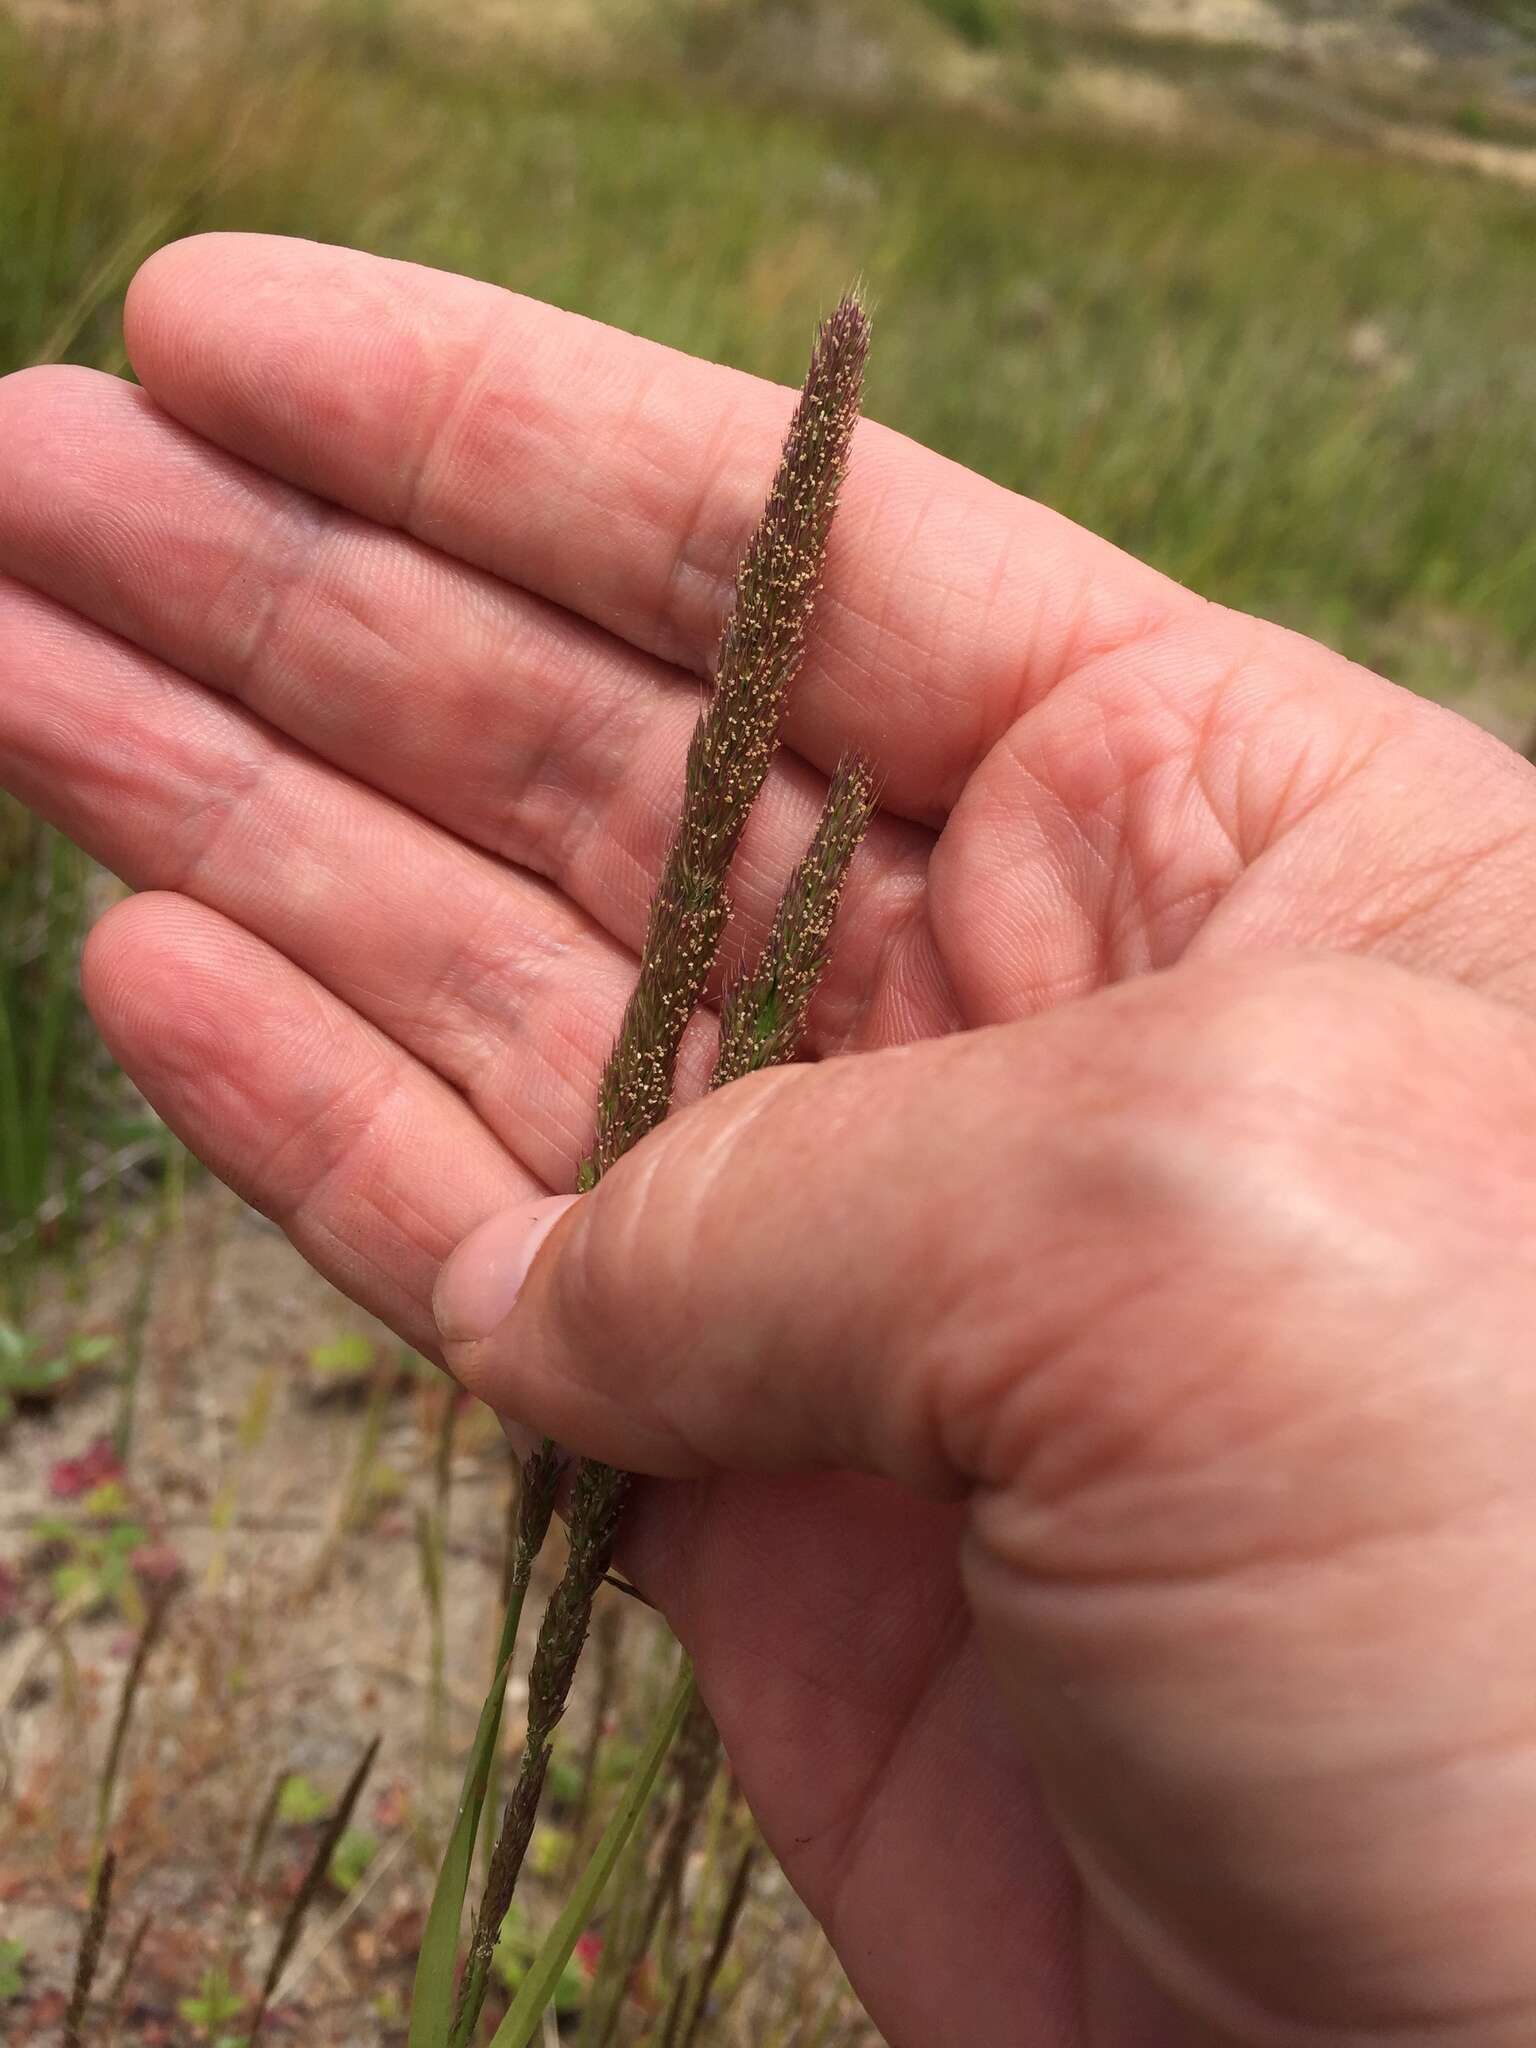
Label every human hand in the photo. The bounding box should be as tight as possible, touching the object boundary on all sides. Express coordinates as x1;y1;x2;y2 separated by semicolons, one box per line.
443;952;1536;2048
3;233;1536;2045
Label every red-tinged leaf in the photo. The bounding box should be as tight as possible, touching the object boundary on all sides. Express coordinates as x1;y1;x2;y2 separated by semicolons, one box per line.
575;1931;603;1977
49;1439;123;1499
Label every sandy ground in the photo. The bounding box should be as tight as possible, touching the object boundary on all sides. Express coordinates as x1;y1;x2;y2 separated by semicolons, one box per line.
1;1185;872;2043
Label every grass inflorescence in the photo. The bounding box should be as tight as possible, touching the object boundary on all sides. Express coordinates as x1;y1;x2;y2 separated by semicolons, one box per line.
581;295;871;1186
433;290;872;2048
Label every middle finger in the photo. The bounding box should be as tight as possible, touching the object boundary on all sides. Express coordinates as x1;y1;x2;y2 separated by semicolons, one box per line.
0;366;934;1022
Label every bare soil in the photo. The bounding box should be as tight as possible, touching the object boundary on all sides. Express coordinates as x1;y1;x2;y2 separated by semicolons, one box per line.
1;1186;870;2044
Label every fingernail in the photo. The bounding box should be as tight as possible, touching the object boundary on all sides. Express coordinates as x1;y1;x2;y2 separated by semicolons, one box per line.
435;1194;580;1344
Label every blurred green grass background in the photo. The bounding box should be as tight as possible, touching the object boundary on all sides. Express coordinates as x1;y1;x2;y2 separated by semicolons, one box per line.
4;0;1534;701
3;0;1536;1240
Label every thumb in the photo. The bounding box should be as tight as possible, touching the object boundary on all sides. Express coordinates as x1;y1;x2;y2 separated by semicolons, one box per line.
433;957;1536;2040
433;1027;1016;1495
433;952;1343;1499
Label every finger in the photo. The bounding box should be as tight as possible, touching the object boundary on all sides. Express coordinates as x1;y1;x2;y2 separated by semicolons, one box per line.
0;367;936;1040
123;232;1193;818
0;575;638;1189
84;893;530;1352
434;946;1536;1510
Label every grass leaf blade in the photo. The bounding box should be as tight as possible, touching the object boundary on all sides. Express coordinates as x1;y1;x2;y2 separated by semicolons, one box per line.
486;1661;695;2048
407;1608;524;2048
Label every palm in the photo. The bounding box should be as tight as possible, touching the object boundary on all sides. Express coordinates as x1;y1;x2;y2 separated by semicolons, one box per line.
3;237;1531;2048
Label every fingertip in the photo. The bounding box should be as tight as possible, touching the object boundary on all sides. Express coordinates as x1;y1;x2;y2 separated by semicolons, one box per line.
124;231;330;394
80;888;177;1009
123;233;213;371
434;1193;581;1348
79;891;243;1086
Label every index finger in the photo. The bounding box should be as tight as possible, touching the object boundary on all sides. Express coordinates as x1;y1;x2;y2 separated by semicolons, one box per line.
124;233;1191;820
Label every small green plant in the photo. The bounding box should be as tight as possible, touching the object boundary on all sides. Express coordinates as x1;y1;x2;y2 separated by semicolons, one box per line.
304;1330;377;1394
0;1940;26;2000
328;1824;379;1894
178;1965;245;2041
915;0;1009;47
0;1322;116;1411
31;1502;150;1620
304;1329;429;1402
277;1774;333;1827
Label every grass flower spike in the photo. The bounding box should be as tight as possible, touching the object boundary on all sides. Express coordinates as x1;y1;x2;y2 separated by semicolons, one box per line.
436;293;872;2047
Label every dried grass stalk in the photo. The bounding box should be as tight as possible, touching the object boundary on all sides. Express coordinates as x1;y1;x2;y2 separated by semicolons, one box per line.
63;1847;115;2048
249;1734;381;2042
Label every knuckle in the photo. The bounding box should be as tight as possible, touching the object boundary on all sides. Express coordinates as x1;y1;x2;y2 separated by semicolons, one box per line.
554;1067;799;1362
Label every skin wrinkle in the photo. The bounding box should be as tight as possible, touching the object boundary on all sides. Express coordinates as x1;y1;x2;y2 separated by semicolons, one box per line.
818;1600;975;1963
243;1018;401;1213
491;633;660;886
1230;696;1363;870
1099;768;1234;979
113;369;714;892
1045;1733;1536;2039
171;723;284;900
261;522;495;747
992;630;1525;999
1006;696;1127;876
977;1382;1511;1589
394;290;512;537
1081;621;1331;860
654;1071;799;1306
968;517;1034;731
931;1008;1473;1504
22;594;694;1148
970;724;1120;996
296;1208;440;1355
1057;1824;1536;2048
1112;873;1227;980
1183;639;1261;856
253;774;576;1073
1018;553;1199;729
449;982;639;1186
220;462;338;699
566;677;716;924
1320;820;1536;957
1028;555;1146;714
857;471;956;691
805;847;929;1055
119;240;1182;774
645;377;755;672
398;892;561;1119
1239;716;1397;865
